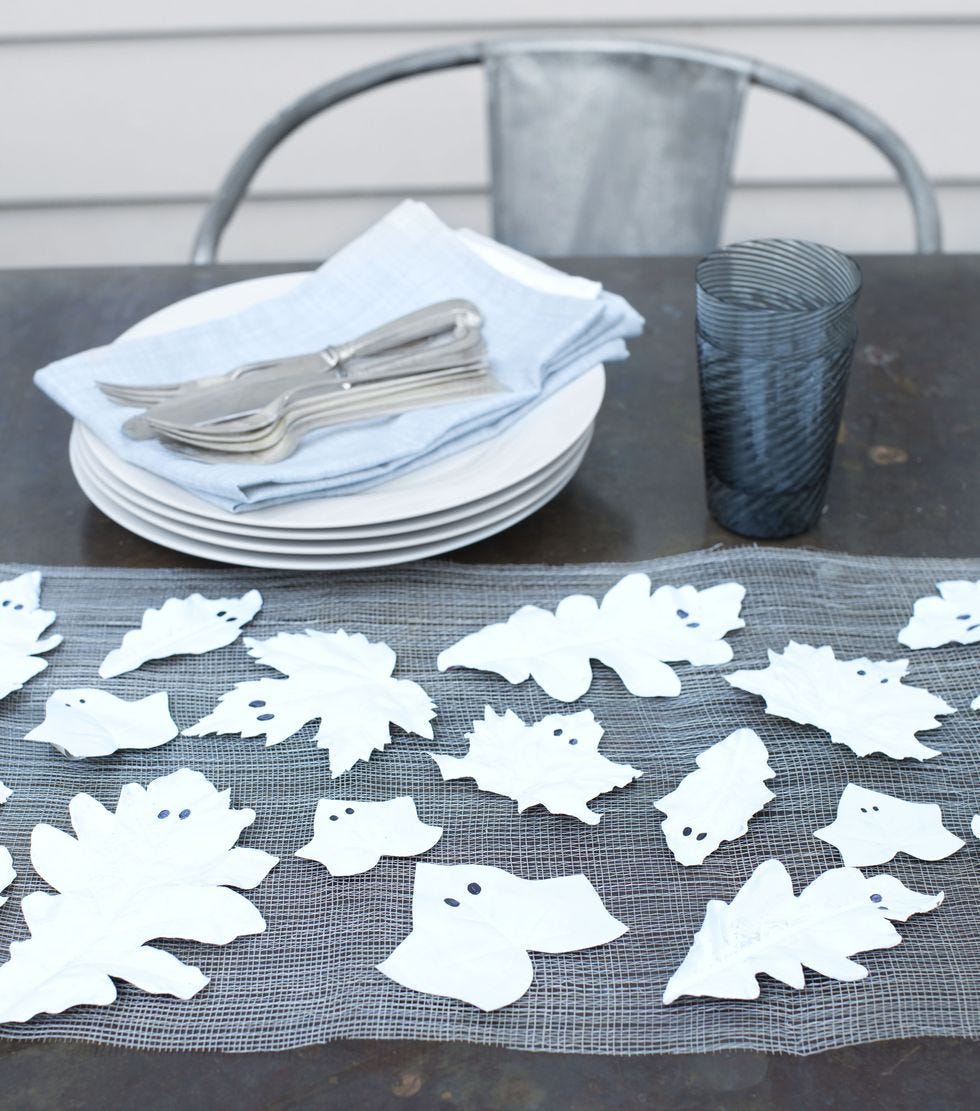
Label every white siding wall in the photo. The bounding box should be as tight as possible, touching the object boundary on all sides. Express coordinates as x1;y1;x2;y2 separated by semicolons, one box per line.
2;2;978;265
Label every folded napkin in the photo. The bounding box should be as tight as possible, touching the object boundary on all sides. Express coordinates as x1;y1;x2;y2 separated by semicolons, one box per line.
35;201;644;512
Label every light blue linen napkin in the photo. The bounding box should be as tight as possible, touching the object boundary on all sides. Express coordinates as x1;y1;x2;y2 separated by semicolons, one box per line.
35;201;643;512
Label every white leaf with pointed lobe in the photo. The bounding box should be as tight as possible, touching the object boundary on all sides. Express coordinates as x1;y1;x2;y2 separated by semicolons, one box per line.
0;571;62;700
0;847;15;907
185;628;436;777
378;863;627;1011
0;782;10;805
655;729;775;866
663;859;943;1004
99;589;262;678
898;581;980;649
438;574;745;701
727;642;954;760
296;797;442;877
814;784;964;867
0;768;278;1023
432;707;641;825
25;688;178;759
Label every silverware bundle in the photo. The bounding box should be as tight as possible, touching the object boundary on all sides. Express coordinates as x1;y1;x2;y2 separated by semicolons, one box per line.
98;300;499;464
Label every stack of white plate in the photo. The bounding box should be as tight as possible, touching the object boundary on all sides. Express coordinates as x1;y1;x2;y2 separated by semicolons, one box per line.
68;274;604;569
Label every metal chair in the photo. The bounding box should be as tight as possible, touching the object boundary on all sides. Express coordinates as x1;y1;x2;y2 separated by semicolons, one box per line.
192;39;941;263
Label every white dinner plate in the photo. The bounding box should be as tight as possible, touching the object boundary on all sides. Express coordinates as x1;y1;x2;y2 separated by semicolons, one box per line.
71;435;581;569
70;428;590;556
71;270;604;566
73;424;591;542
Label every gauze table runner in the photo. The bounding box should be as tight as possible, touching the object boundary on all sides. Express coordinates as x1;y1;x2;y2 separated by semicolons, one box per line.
0;549;977;1056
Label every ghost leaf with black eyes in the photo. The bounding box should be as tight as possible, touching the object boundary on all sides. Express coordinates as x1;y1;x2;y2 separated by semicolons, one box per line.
0;571;62;701
655;729;775;866
431;707;642;825
98;589;262;679
898;580;980;649
814;784;964;867
437;573;745;702
664;858;943;1004
0;768;278;1024
378;863;628;1011
25;688;178;759
296;797;442;877
185;629;436;777
727;642;955;760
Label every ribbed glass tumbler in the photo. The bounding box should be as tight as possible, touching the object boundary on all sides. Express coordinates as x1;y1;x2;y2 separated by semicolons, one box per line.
696;238;862;538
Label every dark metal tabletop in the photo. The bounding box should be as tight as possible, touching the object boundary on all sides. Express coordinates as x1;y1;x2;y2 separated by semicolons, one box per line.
0;255;977;1109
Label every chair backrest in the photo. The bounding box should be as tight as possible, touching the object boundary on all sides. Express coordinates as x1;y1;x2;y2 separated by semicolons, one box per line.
191;38;941;263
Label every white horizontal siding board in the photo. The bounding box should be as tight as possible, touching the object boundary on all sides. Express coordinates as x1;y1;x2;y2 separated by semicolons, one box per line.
4;2;980;38
1;22;976;206
1;185;977;268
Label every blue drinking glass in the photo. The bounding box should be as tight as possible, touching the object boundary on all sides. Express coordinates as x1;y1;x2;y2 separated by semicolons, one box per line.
696;238;862;538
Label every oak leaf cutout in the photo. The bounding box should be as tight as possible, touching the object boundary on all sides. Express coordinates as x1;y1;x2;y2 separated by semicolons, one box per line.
0;571;62;701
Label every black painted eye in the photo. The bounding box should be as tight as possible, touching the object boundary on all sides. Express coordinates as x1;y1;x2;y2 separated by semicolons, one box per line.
257;712;274;721
345;807;354;815
179;808;191;820
695;832;707;841
956;613;970;620
216;610;226;617
226;616;237;622
444;897;460;907
872;805;879;811
568;738;578;745
467;882;481;895
880;678;888;684
553;728;562;736
686;621;700;628
860;807;868;813
329;814;338;822
682;826;692;836
870;893;882;903
856;669;866;676
1;600;8;607
157;809;170;819
79;697;86;703
676;609;688;619
248;700;266;708
13;604;22;610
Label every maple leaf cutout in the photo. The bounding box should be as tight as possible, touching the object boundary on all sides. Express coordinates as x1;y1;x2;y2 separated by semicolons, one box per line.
185;629;436;777
0;571;62;701
438;574;745;701
898;580;980;649
432;707;641;825
99;589;262;679
727;642;955;760
0;847;14;907
0;768;277;1023
664;859;943;1004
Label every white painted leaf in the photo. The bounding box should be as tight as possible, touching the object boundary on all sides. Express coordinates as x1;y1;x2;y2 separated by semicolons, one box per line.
898;580;980;649
98;589;263;678
655;729;775;866
0;847;14;907
378;863;628;1011
0;781;10;805
814;784;964;867
296;797;442;877
727;642;954;760
972;694;980;711
663;859;943;1004
432;707;641;825
0;768;278;1023
25;688;178;759
0;571;62;700
185;628;436;777
972;815;980;839
438;574;745;701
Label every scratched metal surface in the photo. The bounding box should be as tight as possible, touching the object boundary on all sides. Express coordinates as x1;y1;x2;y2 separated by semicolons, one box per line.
0;257;977;1108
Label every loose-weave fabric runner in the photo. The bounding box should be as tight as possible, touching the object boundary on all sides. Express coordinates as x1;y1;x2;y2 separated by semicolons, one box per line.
0;549;977;1056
